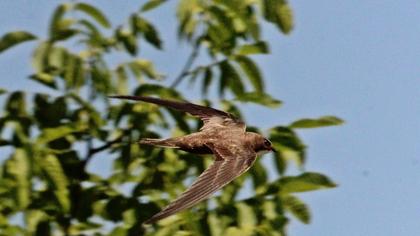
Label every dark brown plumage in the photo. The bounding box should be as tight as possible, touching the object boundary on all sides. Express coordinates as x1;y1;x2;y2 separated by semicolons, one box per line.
109;95;275;224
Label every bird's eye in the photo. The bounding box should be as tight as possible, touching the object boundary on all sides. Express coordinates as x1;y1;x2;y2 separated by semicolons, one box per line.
263;139;271;147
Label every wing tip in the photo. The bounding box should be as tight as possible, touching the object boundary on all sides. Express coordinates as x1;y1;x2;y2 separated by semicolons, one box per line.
142;211;169;225
142;218;154;225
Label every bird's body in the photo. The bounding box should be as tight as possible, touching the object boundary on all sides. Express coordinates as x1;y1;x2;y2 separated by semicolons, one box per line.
109;95;275;224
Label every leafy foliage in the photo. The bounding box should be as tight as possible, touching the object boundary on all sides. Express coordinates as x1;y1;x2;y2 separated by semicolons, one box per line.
0;31;37;53
0;1;342;235
290;116;345;129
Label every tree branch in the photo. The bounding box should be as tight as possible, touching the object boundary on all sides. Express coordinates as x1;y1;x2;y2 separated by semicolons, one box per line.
171;58;227;87
170;43;200;88
80;134;124;170
86;135;124;159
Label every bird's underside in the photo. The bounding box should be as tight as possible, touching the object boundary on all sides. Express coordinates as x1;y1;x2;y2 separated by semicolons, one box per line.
109;95;273;224
142;139;256;224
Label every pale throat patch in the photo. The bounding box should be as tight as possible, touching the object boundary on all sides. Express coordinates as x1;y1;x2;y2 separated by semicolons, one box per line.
257;150;269;156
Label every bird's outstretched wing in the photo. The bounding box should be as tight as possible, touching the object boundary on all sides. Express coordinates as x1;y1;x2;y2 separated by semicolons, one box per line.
109;95;232;120
109;95;245;131
143;144;256;224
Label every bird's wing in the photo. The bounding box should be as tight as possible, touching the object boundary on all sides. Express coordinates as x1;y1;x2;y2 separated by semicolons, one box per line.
143;144;256;224
109;95;245;131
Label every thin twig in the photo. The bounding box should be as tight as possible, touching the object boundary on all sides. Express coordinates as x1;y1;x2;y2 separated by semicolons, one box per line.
172;58;226;86
84;59;95;167
86;135;124;159
170;43;201;88
81;135;124;169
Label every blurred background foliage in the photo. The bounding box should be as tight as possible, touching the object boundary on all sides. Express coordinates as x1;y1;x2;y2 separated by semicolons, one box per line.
0;0;342;235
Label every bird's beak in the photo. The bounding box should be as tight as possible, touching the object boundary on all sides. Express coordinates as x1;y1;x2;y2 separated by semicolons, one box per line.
271;147;277;153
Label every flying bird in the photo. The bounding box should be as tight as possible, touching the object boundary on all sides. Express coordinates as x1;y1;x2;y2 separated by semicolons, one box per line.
109;95;276;224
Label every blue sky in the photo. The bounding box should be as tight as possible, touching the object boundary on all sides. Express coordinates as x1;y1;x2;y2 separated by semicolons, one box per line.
0;1;419;235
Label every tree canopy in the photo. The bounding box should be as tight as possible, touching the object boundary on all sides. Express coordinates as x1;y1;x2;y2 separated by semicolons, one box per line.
0;1;342;235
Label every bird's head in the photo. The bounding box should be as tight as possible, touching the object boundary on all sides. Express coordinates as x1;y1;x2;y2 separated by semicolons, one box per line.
246;132;276;154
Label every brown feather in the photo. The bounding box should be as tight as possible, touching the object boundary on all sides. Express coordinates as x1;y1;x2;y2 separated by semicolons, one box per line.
109;95;246;131
108;95;274;224
143;144;256;224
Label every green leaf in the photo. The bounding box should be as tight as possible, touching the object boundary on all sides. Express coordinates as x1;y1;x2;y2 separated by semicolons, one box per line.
64;53;84;89
5;91;26;116
0;88;7;95
282;195;310;224
276;0;293;34
36;125;77;144
68;221;102;232
234;55;264;93
224;227;248;236
41;154;70;212
134;84;182;98
116;65;128;94
64;53;78;87
270;126;305;165
219;61;244;96
263;0;293;34
261;172;336;197
290;116;344;128
140;0;167;12
207;17;235;54
49;4;68;31
273;150;287;175
132;15;162;49
78;19;102;38
91;62;113;94
34;94;67;128
280;172;337;193
235;92;282;108
128;59;163;80
49;4;73;41
48;46;67;70
68;93;105;128
5;149;30;209
68;93;96;114
52;27;79;41
74;3;111;28
122;208;138;227
116;28;137;55
26;210;48;234
237;41;269;55
261;200;280;222
29;73;56;89
32;41;51;72
208;6;234;32
250;161;268;193
236;202;257;228
177;0;200;40
208;213;225;236
0;31;36;53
